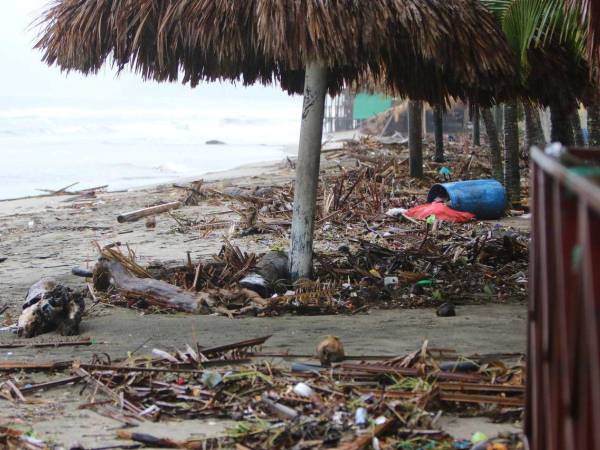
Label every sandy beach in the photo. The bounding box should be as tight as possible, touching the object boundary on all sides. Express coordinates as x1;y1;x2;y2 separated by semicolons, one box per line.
0;147;528;448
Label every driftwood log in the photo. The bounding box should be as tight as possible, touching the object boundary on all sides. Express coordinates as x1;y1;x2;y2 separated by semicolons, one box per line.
93;258;206;313
117;201;181;223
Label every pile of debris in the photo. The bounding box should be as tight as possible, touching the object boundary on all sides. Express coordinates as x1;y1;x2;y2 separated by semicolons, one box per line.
10;137;529;335
83;220;526;320
0;336;525;449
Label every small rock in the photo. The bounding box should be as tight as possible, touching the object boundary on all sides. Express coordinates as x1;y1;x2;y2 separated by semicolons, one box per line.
436;302;456;317
145;216;156;229
337;244;350;253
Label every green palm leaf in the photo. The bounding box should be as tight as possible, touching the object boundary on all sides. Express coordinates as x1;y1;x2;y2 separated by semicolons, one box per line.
482;0;586;77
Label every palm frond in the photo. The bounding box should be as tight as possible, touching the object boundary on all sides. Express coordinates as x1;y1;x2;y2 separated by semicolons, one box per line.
568;0;600;68
482;0;586;76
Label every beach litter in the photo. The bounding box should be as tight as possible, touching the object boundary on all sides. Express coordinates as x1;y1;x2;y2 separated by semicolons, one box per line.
81;136;529;317
17;278;85;338
405;202;476;223
426;180;507;220
117;201;181;223
0;336;526;449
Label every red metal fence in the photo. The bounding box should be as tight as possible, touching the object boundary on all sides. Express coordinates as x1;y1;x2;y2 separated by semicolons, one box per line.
528;146;600;450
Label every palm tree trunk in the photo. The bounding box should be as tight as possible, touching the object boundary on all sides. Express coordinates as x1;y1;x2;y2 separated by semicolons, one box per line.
481;108;503;182
408;100;423;177
523;103;545;154
550;104;575;146
433;104;444;162
289;63;327;280
494;104;504;145
504;101;521;208
472;105;481;146
588;99;600;146
570;110;585;146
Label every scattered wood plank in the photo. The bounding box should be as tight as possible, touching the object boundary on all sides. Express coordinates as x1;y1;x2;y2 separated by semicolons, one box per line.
0;361;72;371
0;337;95;349
117;201;181;223
19;376;83;394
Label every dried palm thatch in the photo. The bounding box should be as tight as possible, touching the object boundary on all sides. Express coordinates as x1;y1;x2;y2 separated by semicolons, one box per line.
36;0;517;105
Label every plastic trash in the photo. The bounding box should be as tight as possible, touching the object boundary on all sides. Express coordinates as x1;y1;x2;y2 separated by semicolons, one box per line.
262;394;298;419
292;382;314;397
355;407;368;427
384;276;399;288
372;437;381;450
201;371;223;389
291;362;322;373
453;440;471;450
385;207;407;218
439;360;479;372
405;202;475;223
439;166;452;181
427;179;506;219
471;432;488;445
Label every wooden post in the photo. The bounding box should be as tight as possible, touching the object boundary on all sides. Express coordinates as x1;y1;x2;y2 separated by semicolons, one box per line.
289;63;328;280
433;104;444;162
408;100;423;178
472;105;481;146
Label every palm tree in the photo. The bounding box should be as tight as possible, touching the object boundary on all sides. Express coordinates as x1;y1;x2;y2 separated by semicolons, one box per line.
588;97;600;145
472;105;481;145
482;0;588;206
481;108;504;180
504;101;521;205
523;102;546;152
571;109;585;145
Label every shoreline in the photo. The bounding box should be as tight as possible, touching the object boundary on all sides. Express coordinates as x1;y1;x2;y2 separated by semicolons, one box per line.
0;141;301;204
0;156;293;216
0;129;362;212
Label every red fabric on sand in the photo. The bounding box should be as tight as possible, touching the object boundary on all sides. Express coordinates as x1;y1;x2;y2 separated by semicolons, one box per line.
405;202;475;223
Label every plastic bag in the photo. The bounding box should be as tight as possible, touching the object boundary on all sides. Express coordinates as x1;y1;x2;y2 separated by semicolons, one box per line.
405;202;475;223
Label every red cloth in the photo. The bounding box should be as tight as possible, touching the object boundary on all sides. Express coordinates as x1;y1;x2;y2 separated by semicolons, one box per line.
405;202;475;223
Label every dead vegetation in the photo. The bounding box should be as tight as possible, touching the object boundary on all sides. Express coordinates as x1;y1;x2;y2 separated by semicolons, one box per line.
0;336;525;449
85;137;527;319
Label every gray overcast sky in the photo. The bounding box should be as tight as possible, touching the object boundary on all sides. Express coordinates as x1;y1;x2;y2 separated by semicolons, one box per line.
0;0;302;107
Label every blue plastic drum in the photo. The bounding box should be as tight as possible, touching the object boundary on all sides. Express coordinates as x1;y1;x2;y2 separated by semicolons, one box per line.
426;179;507;220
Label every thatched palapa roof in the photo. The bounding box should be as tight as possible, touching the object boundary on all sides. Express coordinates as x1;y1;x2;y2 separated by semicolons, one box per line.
36;0;517;104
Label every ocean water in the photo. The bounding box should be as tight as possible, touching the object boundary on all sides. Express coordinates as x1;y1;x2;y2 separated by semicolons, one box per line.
0;99;302;200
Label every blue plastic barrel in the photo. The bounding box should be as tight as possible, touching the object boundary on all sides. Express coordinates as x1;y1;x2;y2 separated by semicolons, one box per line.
426;179;506;219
